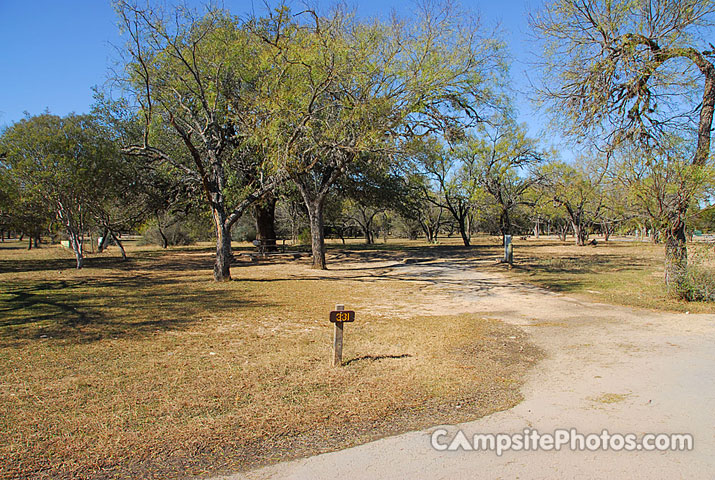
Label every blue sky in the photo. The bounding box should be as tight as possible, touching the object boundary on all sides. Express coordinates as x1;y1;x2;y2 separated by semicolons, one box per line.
0;0;544;136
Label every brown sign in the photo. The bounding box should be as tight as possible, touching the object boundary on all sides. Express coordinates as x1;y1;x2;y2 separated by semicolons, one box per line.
329;310;355;323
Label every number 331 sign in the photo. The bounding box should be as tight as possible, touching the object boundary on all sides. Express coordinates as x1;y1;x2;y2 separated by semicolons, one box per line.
329;310;355;323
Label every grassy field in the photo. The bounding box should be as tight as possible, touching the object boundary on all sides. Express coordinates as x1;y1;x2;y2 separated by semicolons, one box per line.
327;234;715;313
2;234;711;479
490;236;715;314
0;239;540;479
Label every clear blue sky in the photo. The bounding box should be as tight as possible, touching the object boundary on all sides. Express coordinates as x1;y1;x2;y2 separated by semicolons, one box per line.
0;0;544;136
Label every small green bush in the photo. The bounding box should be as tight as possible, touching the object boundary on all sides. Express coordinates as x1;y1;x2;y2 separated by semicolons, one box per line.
681;266;715;301
140;221;194;247
676;245;715;302
297;228;312;245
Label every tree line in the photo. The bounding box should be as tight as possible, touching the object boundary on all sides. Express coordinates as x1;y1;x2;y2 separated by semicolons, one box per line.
0;0;713;300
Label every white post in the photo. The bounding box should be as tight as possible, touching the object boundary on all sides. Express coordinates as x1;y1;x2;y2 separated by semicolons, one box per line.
504;235;513;264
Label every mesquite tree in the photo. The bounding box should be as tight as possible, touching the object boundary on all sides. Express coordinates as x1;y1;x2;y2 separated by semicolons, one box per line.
116;2;284;281
466;118;544;245
257;4;504;268
614;136;715;248
540;159;605;246
0;114;120;268
531;0;715;295
414;137;479;246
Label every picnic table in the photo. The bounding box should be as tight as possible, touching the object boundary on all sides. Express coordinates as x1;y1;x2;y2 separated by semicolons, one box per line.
251;238;287;256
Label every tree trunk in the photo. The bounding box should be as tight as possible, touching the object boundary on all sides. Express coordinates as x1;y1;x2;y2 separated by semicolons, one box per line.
255;194;277;251
28;236;32;250
307;200;327;269
455;211;471;247
34;236;39;248
212;208;232;281
362;224;373;244
423;226;433;243
500;208;511;245
98;229;109;253
572;222;588;246
534;218;540;238
458;219;471;246
419;218;434;243
158;227;168;248
602;222;611;242
665;222;688;299
425;227;434;243
111;231;127;261
558;224;568;242
68;230;84;269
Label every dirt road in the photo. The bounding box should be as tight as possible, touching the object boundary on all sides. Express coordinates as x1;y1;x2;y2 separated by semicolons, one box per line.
218;259;715;479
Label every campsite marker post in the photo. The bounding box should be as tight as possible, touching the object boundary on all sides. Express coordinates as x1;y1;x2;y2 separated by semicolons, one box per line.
330;304;355;367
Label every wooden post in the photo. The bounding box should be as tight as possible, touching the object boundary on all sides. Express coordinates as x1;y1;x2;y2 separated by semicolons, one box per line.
332;304;344;367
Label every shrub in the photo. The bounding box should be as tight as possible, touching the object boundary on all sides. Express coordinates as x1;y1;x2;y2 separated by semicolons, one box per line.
297;228;312;245
140;218;194;247
231;215;257;242
681;265;715;302
676;244;715;302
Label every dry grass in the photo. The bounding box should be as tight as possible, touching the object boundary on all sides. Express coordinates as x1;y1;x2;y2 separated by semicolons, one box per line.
0;240;540;479
329;234;715;313
472;236;715;314
590;393;630;404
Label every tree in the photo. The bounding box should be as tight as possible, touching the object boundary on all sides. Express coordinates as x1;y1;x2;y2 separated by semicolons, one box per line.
115;1;284;281
89;94;185;258
396;173;445;243
614;136;714;249
414;137;479;246
0;114;121;268
259;4;504;267
0;163;12;240
532;0;715;294
541;159;605;246
338;161;405;244
467;119;544;245
594;175;630;242
0;163;53;247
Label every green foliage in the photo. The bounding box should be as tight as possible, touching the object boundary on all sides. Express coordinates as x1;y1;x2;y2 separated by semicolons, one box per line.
297;228;312;245
410;136;478;245
692;206;715;233
0;113;124;265
532;0;715;155
538;157;607;244
459;117;545;237
613;136;715;236
675;245;715;301
231;214;257;242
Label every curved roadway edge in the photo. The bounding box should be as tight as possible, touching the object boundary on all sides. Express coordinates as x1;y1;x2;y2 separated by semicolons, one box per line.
214;261;715;479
